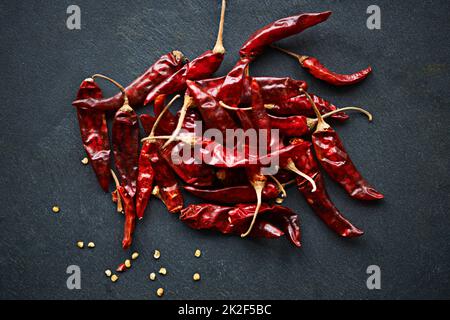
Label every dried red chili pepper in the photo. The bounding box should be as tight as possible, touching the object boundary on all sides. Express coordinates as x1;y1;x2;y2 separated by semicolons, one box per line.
304;89;383;201
215;168;248;187
93;74;140;197
180;203;301;247
184;182;280;204
273;46;372;86
74;78;111;192
136;140;154;220
240;11;332;59
72;51;186;111
143;0;227;105
267;92;348;121
216;57;251;107
153;94;178;130
289;138;363;237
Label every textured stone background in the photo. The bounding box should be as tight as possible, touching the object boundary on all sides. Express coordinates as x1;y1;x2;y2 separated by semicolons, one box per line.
0;0;449;299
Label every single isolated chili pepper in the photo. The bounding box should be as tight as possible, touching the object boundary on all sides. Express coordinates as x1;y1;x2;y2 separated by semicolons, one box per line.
273;46;372;86
240;11;332;59
72;51;186;111
289;138;363;237
180;203;301;247
93;74;140;197
184;182;280;204
304;89;383;200
144;0;228;105
74;78;111;192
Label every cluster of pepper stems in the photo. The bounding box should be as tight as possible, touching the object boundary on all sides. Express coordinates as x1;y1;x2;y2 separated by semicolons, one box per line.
72;1;383;250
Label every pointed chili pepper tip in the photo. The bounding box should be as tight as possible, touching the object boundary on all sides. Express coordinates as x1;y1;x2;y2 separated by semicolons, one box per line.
352;186;384;200
342;227;364;238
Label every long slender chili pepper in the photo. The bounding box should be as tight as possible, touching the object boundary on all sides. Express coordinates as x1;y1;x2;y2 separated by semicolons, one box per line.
240;11;332;59
289;138;363;237
273;46;372;86
267;92;348;121
144;0;227;105
216;57;251;107
184;182;280;204
111;170;136;249
93;74;140;197
74;78;111;192
72;51;186;111
153;94;179;130
304;89;383;200
180;203;301;247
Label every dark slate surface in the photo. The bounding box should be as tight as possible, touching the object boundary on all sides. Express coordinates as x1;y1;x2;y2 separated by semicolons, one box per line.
0;0;449;300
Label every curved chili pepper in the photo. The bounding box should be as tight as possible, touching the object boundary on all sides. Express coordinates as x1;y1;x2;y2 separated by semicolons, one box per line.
217;57;251;107
75;78;111;192
136;140;155;220
184;182;279;204
72;51;186;111
289;138;363;237
180;203;301;247
143;0;227;105
267;93;348;121
117;185;136;249
240;11;332;59
273;46;372;86
93;75;140;197
305;90;383;201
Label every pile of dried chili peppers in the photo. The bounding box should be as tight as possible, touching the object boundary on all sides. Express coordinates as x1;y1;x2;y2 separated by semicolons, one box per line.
72;1;383;250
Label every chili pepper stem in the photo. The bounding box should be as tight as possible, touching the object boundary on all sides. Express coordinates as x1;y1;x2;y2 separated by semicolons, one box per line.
241;180;265;238
271;45;308;64
148;94;181;138
212;0;227;54
219;101;251;111
142;135;196;145
300;88;329;131
92;74;132;112
269;175;287;199
162;95;195;148
111;170;123;213
285;159;317;192
322;107;373;122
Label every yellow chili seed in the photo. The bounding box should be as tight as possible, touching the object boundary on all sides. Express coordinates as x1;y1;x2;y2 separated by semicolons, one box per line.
76;241;84;249
52;206;60;213
131;252;139;260
87;242;95;248
156;288;164;297
149;273;156;281
159;267;167;275
193;273;201;281
125;259;131;268
111;274;119;282
153;250;160;259
81;157;89;165
105;270;112;277
194;249;201;258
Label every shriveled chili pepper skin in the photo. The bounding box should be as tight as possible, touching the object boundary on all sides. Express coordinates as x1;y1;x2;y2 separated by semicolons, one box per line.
301;56;372;86
136;141;155;220
268;114;310;137
289;138;363;237
72;51;186;111
112;108;139;197
186;80;238;133
240;11;332;59
144;51;225;105
117;185;136;249
75;78;111;192
139;114;156;136
268;93;348;121
312;128;384;201
184;182;279;204
217;57;251;107
180;203;301;246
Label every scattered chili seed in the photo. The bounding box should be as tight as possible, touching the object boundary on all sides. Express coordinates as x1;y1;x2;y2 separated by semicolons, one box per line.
76;241;84;249
111;274;119;282
116;263;126;272
156;288;164;297
81;157;89;165
153;250;160;259
87;242;95;248
193;273;201;281
159;267;167;275
52;206;60;213
105;270;112;277
125;259;131;268
194;249;201;258
131;252;139;260
149;273;156;281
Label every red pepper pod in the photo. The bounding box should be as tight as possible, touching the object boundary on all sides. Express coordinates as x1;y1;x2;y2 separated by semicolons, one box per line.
268;93;348;121
75;78;111;192
72;51;186;111
112;107;140;197
301;56;372;86
139;114;156;136
268;114;311;137
289;138;363;237
240;11;332;59
217;57;251;107
183;182;280;204
312;128;384;201
136;141;155;220
186;80;238;133
117;185;136;249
